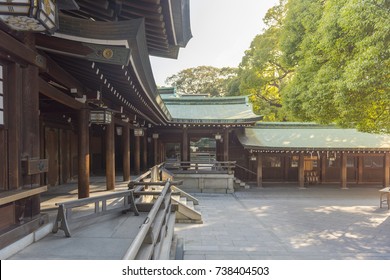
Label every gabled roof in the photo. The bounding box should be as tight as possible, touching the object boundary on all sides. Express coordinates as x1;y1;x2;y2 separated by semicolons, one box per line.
161;95;263;125
238;123;390;152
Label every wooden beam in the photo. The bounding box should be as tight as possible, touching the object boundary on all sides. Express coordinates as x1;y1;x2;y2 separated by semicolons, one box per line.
0;30;46;70
38;78;84;110
43;54;85;98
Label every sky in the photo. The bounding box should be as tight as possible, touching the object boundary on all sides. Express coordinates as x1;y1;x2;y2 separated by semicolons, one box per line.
150;0;280;87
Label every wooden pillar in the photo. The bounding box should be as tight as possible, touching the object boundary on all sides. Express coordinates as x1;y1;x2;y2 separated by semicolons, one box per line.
134;134;141;175
384;153;390;187
357;156;364;184
142;135;148;171
298;154;305;188
78;108;90;198
160;141;165;162
223;128;229;162
257;153;263;188
21;65;40;187
106;121;115;190
154;137;159;165
340;153;348;189
321;153;327;184
182;127;189;162
122;125;130;182
7;63;22;189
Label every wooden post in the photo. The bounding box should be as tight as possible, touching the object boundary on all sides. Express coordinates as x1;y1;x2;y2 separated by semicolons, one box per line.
321;153;327;184
257;153;263;188
340;153;348;189
134;134;141;175
7;63;22;190
142;135;148;171
182;127;189;162
223;128;229;162
299;154;305;188
384;153;390;188
21;65;40;188
123;124;130;182
78;107;90;198
154;138;158;165
106;121;115;190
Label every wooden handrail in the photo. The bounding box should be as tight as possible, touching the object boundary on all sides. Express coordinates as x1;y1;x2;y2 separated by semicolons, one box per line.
235;164;257;176
122;180;171;260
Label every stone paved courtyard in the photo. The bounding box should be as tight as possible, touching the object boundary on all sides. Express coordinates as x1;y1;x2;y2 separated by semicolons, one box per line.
175;185;390;260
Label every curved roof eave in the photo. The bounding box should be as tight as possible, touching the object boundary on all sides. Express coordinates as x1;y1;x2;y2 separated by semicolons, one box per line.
55;15;172;124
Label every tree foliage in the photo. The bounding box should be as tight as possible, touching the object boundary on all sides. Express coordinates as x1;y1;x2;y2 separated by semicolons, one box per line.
281;0;390;133
165;66;237;96
237;0;291;121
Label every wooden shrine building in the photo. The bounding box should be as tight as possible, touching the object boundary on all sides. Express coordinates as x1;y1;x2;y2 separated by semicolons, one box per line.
0;0;192;249
236;123;390;189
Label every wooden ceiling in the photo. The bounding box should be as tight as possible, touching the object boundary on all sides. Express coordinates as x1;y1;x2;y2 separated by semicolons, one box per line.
61;0;175;57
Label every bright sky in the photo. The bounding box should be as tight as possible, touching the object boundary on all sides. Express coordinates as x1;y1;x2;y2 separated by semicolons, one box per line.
150;0;280;86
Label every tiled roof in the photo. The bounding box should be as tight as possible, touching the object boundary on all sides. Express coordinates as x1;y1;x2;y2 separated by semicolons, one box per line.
238;123;390;151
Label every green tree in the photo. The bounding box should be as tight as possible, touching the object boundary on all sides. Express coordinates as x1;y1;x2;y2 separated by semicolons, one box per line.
165;66;237;96
237;0;292;121
281;0;390;133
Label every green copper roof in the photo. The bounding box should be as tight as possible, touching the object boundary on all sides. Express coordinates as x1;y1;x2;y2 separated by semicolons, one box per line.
238;123;390;151
161;96;262;124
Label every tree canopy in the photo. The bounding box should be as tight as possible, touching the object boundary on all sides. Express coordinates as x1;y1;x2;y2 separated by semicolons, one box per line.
280;0;390;133
164;66;237;97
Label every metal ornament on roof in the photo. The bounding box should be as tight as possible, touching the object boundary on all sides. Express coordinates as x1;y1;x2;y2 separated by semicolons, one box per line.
0;0;58;34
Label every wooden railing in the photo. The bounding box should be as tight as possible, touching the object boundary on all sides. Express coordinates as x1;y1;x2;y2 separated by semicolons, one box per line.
164;161;236;175
52;190;139;237
122;179;173;260
123;164;178;260
234;163;257;182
